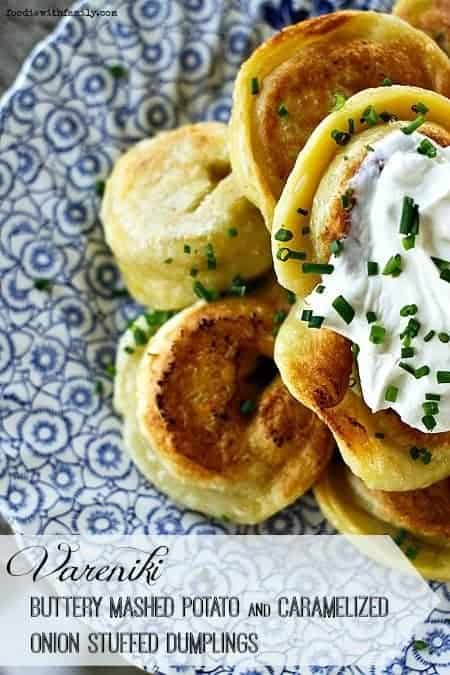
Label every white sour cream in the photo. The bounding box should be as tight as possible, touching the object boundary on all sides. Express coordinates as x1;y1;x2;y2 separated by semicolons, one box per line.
306;129;450;433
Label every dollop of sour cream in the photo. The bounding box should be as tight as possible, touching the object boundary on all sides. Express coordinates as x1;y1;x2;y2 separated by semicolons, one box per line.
306;129;450;433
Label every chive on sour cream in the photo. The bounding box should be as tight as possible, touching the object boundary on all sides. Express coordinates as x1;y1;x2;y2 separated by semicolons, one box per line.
305;128;450;433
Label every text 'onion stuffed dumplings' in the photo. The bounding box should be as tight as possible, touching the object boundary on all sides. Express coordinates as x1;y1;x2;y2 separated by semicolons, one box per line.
114;290;333;524
101;122;271;309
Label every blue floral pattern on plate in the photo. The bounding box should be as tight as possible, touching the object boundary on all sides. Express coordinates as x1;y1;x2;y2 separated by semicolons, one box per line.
0;0;448;672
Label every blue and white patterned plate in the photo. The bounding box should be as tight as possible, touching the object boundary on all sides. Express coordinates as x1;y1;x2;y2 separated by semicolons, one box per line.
0;0;449;672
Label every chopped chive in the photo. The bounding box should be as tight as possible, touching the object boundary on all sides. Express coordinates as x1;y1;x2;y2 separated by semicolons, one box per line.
184;244;191;254
439;332;450;343
315;285;325;294
240;399;255;415
400;304;418;317
133;326;148;345
251;77;259;95
95;180;106;196
94;380;104;395
124;345;135;354
302;262;334;275
332;295;355;324
410;447;432;464
366;144;375;152
405;546;419;560
190;267;198;277
424;330;435;342
401;347;415;358
341;188;355;210
381;77;393;86
331;129;351;146
297;207;309;216
393;529;407;546
193;280;219;302
227;227;238;237
330;92;347;111
286;290;296;305
399;196;420;235
361;105;379;126
417;138;437;158
370;324;386;344
415;365;430;379
205;243;216;270
440;269;450;283
431;256;450;272
330;240;343;256
401;318;420;339
277;103;288;118
412;102;429;114
403;335;412;348
276;247;306;261
382;254;402;277
105;364;116;378
399;362;416;376
164;257;173;264
422;415;437;430
273;310;287;326
229;275;247;297
351;343;360;356
422;401;439;415
401;114;426;135
385;385;398;402
308;315;324;329
302;226;311;235
425;393;441;401
348;118;355;134
367;261;379;276
366;311;377;324
33;278;52;291
108;64;127;79
402;235;416;250
301;309;313;322
274;228;293;242
437;370;450;383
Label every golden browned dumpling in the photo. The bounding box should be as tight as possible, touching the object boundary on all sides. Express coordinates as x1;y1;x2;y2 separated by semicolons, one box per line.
230;11;450;227
273;86;450;491
115;288;333;524
101;123;271;309
314;460;450;581
394;0;450;55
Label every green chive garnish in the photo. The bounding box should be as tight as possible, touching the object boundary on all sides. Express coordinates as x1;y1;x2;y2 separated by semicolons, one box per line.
331;129;351;146
422;401;439;415
426;393;441;401
401;347;415;358
332;295;355;324
286;290;296;305
400;304;418;317
437;371;450;383
401;318;420;339
382;254;403;277
33;278;52;291
240;399;255;415
370;325;386;344
366;311;377;324
108;64;127;79
367;261;379;276
441;269;450;283
276;247;306;261
424;330;435;342
341;189;355;210
277;103;288;118
184;244;191;254
422;415;437;430
401;115;426;135
415;365;430;379
94;381;104;395
193;280;219;302
302;262;334;275
251;77;259;95
105;364;116;378
164;257;173;264
301;309;313;322
205;243;216;270
399;362;416;376
308;315;324;329
330;240;343;256
381;77;393;86
402;235;416;251
274;228;293;242
124;346;135;354
316;285;325;294
190;267;198;277
361;105;379;126
229;275;247;297
331;92;347;111
399;196;420;235
351;343;360;356
227;227;238;237
133;326;148;345
412;102;429;114
417;138;437;158
439;332;450;343
348;118;355;134
385;385;398;402
95;180;106;197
